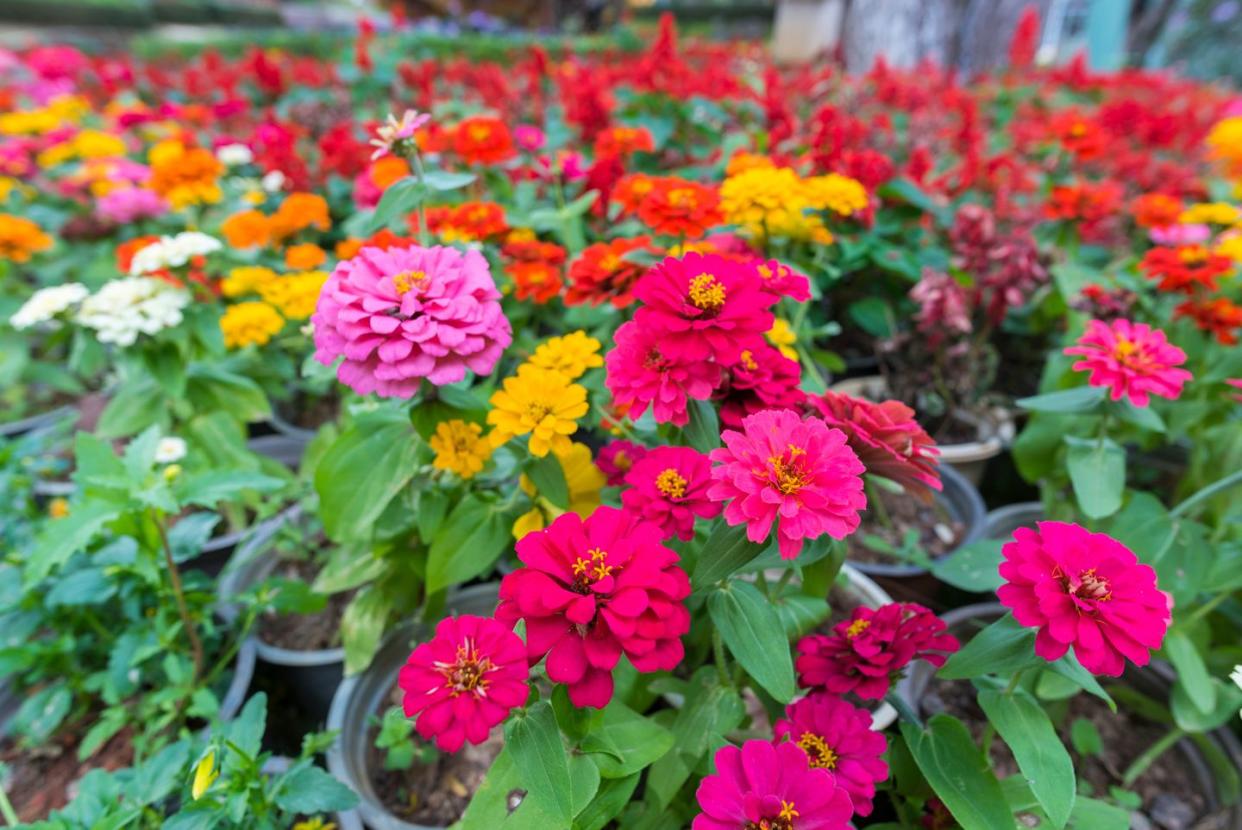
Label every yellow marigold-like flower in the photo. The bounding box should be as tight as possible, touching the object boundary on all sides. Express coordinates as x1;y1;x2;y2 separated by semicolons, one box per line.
1215;231;1242;264
1206;116;1242;168
257;271;328;320
1179;202;1241;226
0;214;53;262
284;243;327;271
804;173;869;217
766;318;798;361
191;751;219;800
513;441;606;538
221;302;284;349
148;140;223;209
430;419;493;479
75;129;127;159
221;266;279;299
524;331;604;381
292;819;336;830
48;498;70;519
725;151;776;177
487;367;589;457
720;166;830;243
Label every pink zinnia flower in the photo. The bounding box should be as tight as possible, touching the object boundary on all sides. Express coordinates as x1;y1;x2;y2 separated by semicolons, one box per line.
796;603;959;700
774;693;889;818
621;445;721;541
693;739;852;830
997;522;1171;676
495;506;690;708
1063;318;1192;407
754;258;812;302
810;392;942;502
605;320;720;426
514;125;546;152
96;187;168;224
397;614;529;752
312;244;512;398
1149;223;1210;246
707;409;866;559
1227;378;1242;402
633;252;779;364
717;344;806;431
595;439;647;486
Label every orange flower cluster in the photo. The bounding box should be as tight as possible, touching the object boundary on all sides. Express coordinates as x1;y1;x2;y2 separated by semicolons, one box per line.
566;236;659;308
429;201;510;243
1139;245;1233;293
452;116;515;166
1131;193;1184;229
611;175;723;239
0;213;53;262
503;235;568;303
147;141;222;208
222;193;332;249
593;125;655;159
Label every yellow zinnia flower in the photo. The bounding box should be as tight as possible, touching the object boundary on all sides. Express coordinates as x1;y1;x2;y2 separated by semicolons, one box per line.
221;266;279;299
220;302;285;349
1179;202;1241;226
803;173;869;218
257;271;328;320
524;331;604;381
429;420;493;479
765;318;798;361
487;367;588;457
191;751;219;800
513;442;606;538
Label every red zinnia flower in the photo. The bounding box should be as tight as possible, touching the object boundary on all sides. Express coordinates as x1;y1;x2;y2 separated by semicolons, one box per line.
795;603;958;700
1131;193;1183;229
998;522;1171;676
636;178;724;239
621;445;721;541
810;392;942;502
593;125;655;159
1064;318;1192;407
611;173;661;215
566;236;657;308
398;614;529;752
452;115;516;166
716;344;806;430
1139;245;1233;294
1044;182;1122;226
774;693;889;818
1174;296;1242;345
507;261;563;304
604;320;720;426
595;439;647;486
496;506;691;708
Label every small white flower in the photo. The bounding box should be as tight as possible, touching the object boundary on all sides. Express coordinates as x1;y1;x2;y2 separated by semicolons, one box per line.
76;278;191;347
1233;665;1242;691
10;283;89;330
154;436;187;464
216;143;254;167
261;170;286;193
128;232;222;276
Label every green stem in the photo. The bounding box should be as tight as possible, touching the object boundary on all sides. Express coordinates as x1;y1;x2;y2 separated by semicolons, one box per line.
1123;727;1186;786
1180;592;1228;628
712;630;732;689
885;690;922;728
409;149;430;248
154;511;203;685
1170;469;1242;519
0;783;18;827
865;479;894;530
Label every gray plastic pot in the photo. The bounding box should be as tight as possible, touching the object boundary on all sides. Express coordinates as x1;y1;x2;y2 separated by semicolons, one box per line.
849;462;987;579
247;433;308;470
218;506;344;721
982;502;1043;541
907;604;1242;827
0;405;75;439
326;584;501;830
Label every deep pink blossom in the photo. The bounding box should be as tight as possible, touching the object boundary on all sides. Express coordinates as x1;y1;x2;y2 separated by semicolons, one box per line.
312;244;511;398
717;344;806;430
693;739;852;830
998;521;1171;676
96;188;168;224
796;603;959;700
621;445;721;541
605;319;720;426
596;439;647;486
398;614;529;752
1064;318;1192;407
495;507;690;708
708;409;866;559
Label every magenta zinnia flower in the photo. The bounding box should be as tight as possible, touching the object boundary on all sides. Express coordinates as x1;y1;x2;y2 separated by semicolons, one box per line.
707;409;866;559
774;693;889;818
621;445;721;541
717;344;806;431
1063;318;1192;407
811;391;941;502
495;506;690;708
596;439;647;486
312;244;512;398
997;521;1171;676
693;739;852;830
605;320;720;426
796;603;959;700
633;252;778;364
397;614;529;752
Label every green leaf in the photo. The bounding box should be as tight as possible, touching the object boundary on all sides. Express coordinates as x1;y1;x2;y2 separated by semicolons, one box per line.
315;417;420;542
370;176;425;231
1065;436;1126;519
78;707;129;760
902;715;1014;830
683;398;720;453
579;703;675;778
426;494;515;593
128;740;191;804
46;567;115;607
12;684;73;743
1068;796;1129;830
848;297;895;338
692;522;767;589
773;593;830;639
1170;678;1242;731
422;170;478;191
939;614;1040;680
1164;630;1216;715
96;380;165;438
184;364;270;422
978;689;1076;828
931;539;1005;593
708;581;795;703
1106;399;1165;433
313;542;384;594
225;692;267;759
175;470;285;508
645;671;744;809
274;765;360;813
573;773;640;830
341;585;396;675
1016;386;1106;414
505;700;574;824
527;454;570;509
1070;718;1102;756
26;501;121;583
143;342;186;398
458;748;556;828
1048;653;1116;711
877;177;950;224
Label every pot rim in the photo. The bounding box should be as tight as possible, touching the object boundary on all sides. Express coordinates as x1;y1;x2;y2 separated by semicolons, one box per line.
982;501;1044;540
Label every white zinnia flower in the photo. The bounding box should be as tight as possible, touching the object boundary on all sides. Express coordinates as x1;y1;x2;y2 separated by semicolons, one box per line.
10;283;89;330
76;277;191;347
261;170;286;193
154;436;187;463
128;232;222;276
216;143;254;167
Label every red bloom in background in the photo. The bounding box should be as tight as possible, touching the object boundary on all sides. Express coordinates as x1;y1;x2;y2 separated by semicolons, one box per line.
633;253;778;364
811;392;941;502
774;693;889;818
692;740;852;830
593;125;654;159
566;236;657;308
621;445;721;541
1131;193;1184;229
1175;296;1242;344
611;173;661;215
496;506;691;708
437;201;509;242
605;320;720;426
998;522;1171;676
716;344;805;430
1064;318;1192;407
452;115;516;166
1139;245;1233;294
1049;111;1108;161
636;179;723;239
508;261;563;303
596;439;647;486
1008;5;1040;68
796;603;959;700
398;615;529;752
1044;181;1122;226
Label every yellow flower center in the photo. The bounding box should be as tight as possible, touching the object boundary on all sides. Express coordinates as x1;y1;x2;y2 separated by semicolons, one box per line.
655;468;688;499
1178;246;1208;265
436;640;493;696
667;187;697;208
599;253;622;272
768;444;809;496
742;801;799;830
846;618;871;639
1068;122;1088;138
393;269;428;295
688;272;726;312
1057;566;1113;603
467;124;492;143
797;731;839;769
525;401;553;423
571;546;615;591
740;350;758;371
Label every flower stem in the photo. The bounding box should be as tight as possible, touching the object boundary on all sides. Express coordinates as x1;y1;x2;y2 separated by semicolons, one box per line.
1122;727;1186;786
409;149;430;248
0;782;18;826
885;690;922;728
154;512;203;684
712;629;731;689
865;478;894;530
1169;469;1242;519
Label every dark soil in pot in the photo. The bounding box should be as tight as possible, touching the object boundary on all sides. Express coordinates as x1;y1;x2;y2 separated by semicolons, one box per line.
272;391;340;435
0;720;134;821
256;558;354;652
845;489;963;569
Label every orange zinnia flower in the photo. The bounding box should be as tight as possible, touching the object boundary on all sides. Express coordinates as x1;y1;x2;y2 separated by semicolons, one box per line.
0;214;53;262
1131;193;1183;229
269;192;331;241
636;179;723;239
148;141;222;208
369;155;410;190
438;201;509;242
565;236;658;309
611;173;662;216
285;243;327;270
452;116;515;166
1140;246;1233;294
221;210;272;249
508;261;563;304
593;125;654;159
1174;297;1242;345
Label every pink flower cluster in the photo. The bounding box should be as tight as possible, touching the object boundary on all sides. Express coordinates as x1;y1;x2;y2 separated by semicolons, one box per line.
312;244;512;398
620;445;721;541
1064;317;1192;407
